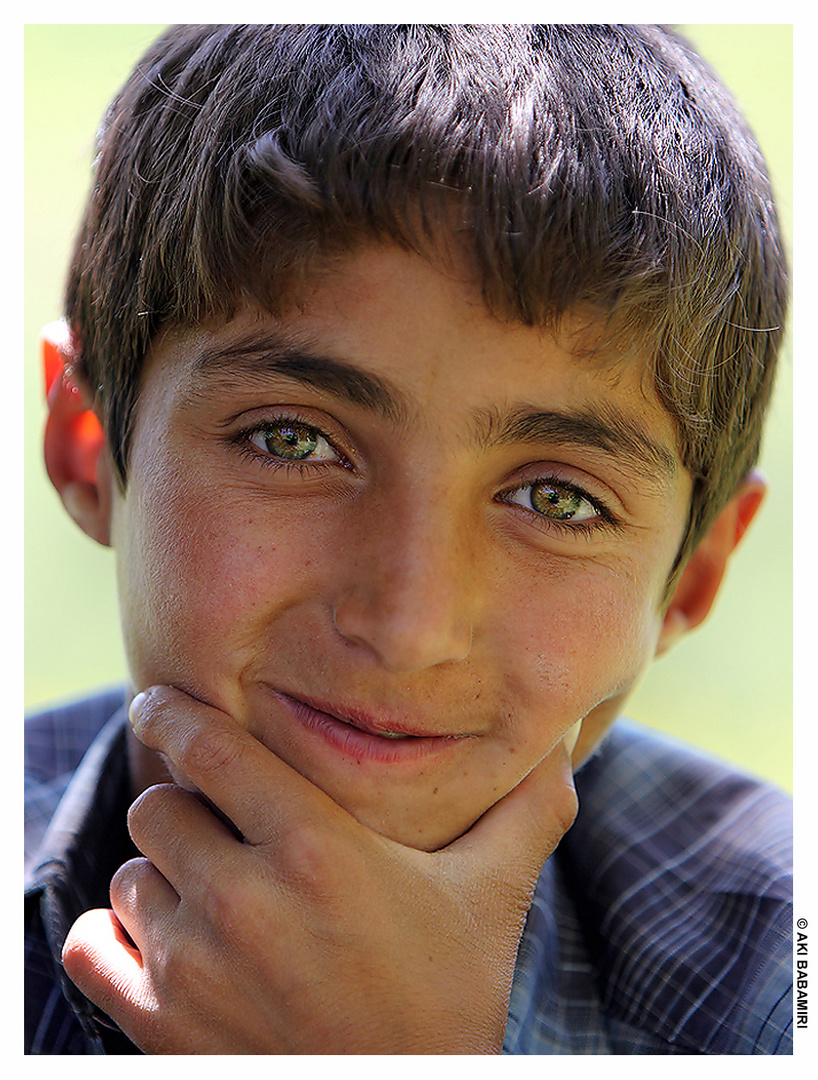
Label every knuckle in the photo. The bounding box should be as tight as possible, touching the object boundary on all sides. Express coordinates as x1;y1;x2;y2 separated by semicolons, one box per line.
203;873;267;944
110;855;149;894
277;817;344;900
128;781;173;820
127;783;181;844
555;780;580;834
180;721;244;780
530;774;578;845
109;856;156;910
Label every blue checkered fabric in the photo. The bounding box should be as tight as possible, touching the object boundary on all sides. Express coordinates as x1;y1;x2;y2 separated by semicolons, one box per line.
25;689;793;1054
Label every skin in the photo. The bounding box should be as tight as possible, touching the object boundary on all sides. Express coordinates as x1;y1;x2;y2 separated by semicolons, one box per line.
45;244;763;1052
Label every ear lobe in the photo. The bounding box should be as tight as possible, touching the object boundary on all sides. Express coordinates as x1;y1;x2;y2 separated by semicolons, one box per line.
41;321;113;547
657;475;766;656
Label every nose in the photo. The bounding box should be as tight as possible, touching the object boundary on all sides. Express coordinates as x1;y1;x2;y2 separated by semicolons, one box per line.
331;486;477;673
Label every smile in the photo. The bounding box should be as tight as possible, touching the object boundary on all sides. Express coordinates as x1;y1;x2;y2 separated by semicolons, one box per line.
266;688;472;765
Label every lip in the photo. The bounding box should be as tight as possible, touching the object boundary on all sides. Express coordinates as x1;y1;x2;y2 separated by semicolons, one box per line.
267;687;473;765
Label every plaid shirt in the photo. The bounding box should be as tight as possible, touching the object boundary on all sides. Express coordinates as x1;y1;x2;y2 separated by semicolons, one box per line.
25;688;793;1055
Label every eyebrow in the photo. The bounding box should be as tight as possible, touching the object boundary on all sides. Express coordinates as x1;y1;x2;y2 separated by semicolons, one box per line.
190;330;407;422
472;403;678;481
190;329;677;479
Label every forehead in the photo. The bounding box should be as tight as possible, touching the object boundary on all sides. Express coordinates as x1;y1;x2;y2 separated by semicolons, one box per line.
147;245;682;483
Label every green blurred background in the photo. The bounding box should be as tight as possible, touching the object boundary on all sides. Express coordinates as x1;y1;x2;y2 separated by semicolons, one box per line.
23;25;793;791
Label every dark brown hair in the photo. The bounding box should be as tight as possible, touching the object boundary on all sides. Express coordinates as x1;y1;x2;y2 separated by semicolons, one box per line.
65;24;788;570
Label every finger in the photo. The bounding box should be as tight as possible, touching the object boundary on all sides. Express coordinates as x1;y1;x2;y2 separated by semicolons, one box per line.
109;856;179;952
62;908;148;1016
130;685;349;845
443;738;578;884
126;784;244;898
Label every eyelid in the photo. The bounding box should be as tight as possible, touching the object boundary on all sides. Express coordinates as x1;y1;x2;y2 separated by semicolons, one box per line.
499;473;620;535
503;459;613;505
231;409;353;470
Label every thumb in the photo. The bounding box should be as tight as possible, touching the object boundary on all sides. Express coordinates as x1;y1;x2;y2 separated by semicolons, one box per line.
444;738;578;890
62;908;147;1014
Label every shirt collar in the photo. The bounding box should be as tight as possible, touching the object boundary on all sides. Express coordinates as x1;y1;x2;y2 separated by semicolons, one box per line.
27;706;139;1053
27;706;134;900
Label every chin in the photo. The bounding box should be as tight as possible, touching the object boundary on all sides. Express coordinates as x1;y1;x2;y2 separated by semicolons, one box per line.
327;790;483;852
362;815;470;852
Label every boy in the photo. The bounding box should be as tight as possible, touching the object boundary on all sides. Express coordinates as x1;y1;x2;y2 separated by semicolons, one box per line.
25;24;792;1054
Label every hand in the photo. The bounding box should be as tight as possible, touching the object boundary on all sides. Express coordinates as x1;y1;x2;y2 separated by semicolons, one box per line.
62;686;578;1054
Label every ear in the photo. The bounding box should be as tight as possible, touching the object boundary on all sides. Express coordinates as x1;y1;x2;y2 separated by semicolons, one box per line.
41;320;113;547
656;474;766;656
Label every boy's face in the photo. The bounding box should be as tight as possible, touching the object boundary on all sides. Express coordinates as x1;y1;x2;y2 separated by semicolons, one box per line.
109;245;691;850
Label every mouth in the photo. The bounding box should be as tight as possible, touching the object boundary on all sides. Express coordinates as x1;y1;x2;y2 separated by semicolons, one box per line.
266;688;473;765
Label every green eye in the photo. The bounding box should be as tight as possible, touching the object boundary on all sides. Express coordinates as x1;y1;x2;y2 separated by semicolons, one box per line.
248;421;337;463
254;423;317;460
506;479;600;524
529;481;587;520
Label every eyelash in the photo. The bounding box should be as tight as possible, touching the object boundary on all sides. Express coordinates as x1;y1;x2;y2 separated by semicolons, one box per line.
232;417;619;537
499;478;619;537
232;415;350;473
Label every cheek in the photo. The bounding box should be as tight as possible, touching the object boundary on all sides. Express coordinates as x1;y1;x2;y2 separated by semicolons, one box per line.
502;562;662;728
113;475;319;694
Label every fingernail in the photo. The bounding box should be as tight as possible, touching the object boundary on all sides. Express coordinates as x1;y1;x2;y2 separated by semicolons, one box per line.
129;690;150;727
